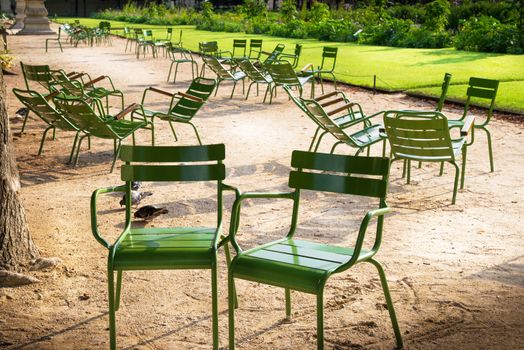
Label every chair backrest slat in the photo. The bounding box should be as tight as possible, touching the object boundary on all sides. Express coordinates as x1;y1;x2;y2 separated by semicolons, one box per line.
121;164;225;182
289;150;389;198
120;144;225;162
186;77;216;101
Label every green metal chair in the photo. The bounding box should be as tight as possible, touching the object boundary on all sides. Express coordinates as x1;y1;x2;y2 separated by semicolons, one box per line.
199;41;232;76
284;86;385;154
436;72;452;112
258;43;285;65
45;26;63;53
123;27;136;52
302;47;338;94
13;88;82;162
132;77;216;145
265;61;314;103
154;27;173;57
90;143;239;350
448;77;499;172
202;56;245;98
231;39;247;60
166;46;199;83
237;59;273;102
279;43;302;69
50;70;125;114
53;95;148;172
228;150;403;350
136;29;156;59
248;39;263;61
383;110;474;204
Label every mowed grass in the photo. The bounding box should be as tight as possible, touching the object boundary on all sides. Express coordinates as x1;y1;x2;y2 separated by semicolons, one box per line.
57;18;524;113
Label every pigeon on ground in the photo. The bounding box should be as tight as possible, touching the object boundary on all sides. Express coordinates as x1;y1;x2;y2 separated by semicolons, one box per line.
131;181;141;191
119;190;153;207
134;205;168;221
15;107;29;118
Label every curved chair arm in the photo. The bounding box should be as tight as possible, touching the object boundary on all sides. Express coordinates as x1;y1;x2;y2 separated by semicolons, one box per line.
460;115;475;136
222;182;241;199
229;191;296;254
345;206;391;268
90;185;127;249
113;103;142;120
140;87;178;109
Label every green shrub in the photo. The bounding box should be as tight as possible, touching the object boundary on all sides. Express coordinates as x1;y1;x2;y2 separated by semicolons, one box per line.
424;0;450;32
305;2;330;23
387;4;425;23
280;0;298;22
360;17;412;47
455;16;522;53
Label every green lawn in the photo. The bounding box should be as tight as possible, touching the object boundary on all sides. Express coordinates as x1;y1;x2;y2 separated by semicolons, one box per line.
57;18;524;114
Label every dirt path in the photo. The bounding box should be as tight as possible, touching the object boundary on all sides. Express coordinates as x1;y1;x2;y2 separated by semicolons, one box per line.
1;32;523;350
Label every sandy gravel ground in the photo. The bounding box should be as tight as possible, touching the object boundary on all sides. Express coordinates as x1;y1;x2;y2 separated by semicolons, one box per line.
0;31;523;350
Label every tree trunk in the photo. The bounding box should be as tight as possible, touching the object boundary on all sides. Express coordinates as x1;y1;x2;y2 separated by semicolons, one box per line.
0;70;39;271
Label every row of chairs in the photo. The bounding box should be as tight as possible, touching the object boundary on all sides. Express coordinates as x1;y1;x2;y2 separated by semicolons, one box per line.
15;63;217;172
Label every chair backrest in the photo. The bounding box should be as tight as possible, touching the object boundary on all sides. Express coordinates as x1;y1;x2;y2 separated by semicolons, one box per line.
463;77;498;126
99;21;111;31
20;62;53;91
202;56;231;79
120;144;226;223
238;59;269;82
123;27;130;36
166;27;173;40
264;61;299;86
185;77;217;101
289;150;389;202
53;95;115;138
199;41;219;56
436;72;452;112
249;39;263;59
50;70;85;97
12;88;78;131
232;39;247;58
383;110;455;162
320;46;338;71
133;28;142;38
142;29;154;40
263;43;285;64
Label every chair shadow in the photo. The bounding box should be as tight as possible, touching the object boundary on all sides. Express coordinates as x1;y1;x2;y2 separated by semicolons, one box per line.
467;255;524;288
9;312;108;350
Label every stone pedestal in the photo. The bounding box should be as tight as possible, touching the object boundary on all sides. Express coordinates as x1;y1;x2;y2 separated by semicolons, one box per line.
11;0;25;30
0;0;13;15
18;0;54;35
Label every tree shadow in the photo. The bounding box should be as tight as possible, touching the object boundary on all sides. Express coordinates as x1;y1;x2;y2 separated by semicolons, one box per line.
467;255;524;288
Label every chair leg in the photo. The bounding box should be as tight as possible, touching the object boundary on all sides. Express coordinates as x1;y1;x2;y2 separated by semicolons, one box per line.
215;80;221;97
228;272;236;350
308;127;321;152
38;126;54;155
20;110;31;134
115;270;122;311
68;132;79;164
73;134;88;166
330;141;343;154
59;40;63;53
110;140;122;173
263;84;271;104
285;288;292;319
188;122;202;145
224;244;238;308
451;161;460;205
108;268;117;350
314;131;328;152
461;147;467;189
211;265;219;350
174;62;181;83
483;127;494;172
167;61;175;82
246;82;254;100
406;160;411;184
368;258;403;349
316;291;324;350
168;121;179;142
230;81;237;99
439;162;444;176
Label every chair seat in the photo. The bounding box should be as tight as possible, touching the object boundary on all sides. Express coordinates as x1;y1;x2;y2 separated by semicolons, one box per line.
448;119;464;129
350;124;385;147
232;71;246;80
107;119;146;139
233;238;371;294
113;226;218;270
298;75;313;86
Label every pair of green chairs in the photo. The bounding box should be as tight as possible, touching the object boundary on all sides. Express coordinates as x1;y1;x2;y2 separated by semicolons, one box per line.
166;46;198;84
13;89;148;172
91;144;402;350
300;46;338;94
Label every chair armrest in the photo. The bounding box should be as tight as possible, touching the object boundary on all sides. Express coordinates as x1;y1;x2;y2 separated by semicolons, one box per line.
146;87;176;97
222;183;241;199
83;75;107;88
114;103;141;120
300;63;314;72
229;191;296;253
460;115;475;136
320;97;345;108
347;207;392;266
90;185;127;249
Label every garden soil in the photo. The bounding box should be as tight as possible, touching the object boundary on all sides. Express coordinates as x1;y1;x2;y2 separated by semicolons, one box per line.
1;32;523;350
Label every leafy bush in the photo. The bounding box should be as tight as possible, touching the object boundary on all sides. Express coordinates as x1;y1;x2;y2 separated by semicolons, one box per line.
424;0;450;32
360;17;413;47
455;16;522;54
